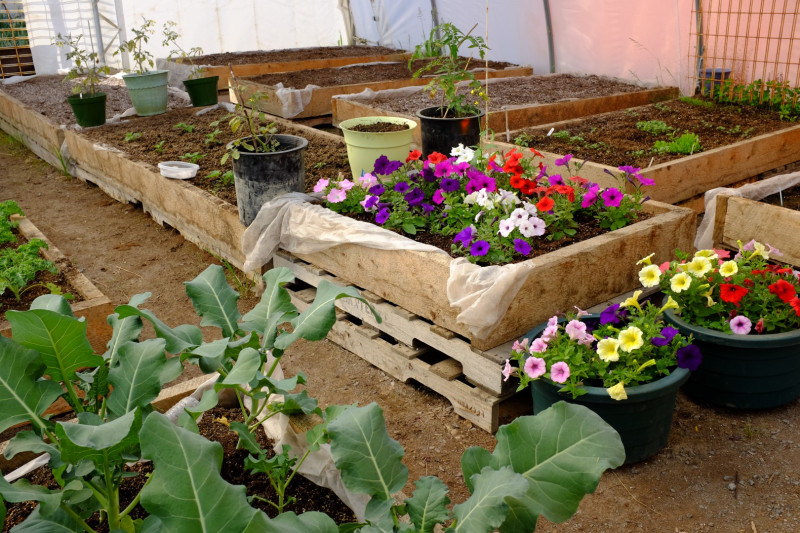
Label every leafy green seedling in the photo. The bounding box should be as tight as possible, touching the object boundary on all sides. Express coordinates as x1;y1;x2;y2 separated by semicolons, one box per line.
180;152;205;164
636;120;672;136
153;140;166;153
173;122;195;133
204;128;222;145
124;131;142;142
653;132;702;155
0;239;58;300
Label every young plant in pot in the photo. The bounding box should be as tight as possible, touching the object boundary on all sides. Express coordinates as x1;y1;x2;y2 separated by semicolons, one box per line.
114;17;169;116
338;116;417;178
162;20;219;107
221;75;308;226
53;33;110;127
652;241;800;409
409;22;488;157
507;290;702;464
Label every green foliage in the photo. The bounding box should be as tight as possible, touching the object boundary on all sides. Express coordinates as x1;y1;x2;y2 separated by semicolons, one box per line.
114;17;156;74
513;132;534;147
124;131;142;142
173;122;195;133
653;132;702;155
162;20;206;79
635;120;671;136
549;130;585;146
652;102;671;112
0;199;23;244
53;33;110;96
408;23;488;117
205;169;235;193
0;239;58;301
706;77;800;120
180;151;206;164
205;128;222;145
678;96;714;108
223;81;281;163
152;140;165;153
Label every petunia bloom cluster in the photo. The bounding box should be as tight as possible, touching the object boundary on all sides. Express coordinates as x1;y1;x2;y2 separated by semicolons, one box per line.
645;240;800;335
315;144;654;265
506;294;700;400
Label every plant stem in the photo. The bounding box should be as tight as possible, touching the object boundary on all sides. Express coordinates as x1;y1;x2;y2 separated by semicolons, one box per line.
120;473;153;518
60;503;96;533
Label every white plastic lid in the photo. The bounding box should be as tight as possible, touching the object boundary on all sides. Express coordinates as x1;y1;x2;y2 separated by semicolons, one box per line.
158;161;199;179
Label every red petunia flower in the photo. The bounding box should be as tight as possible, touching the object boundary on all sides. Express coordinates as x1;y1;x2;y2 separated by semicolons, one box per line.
768;279;797;303
509;174;525;190
536;196;555;212
521;180;538;195
791;297;800;317
530;148;544;158
720;283;749;305
427;152;447;165
406;149;422;162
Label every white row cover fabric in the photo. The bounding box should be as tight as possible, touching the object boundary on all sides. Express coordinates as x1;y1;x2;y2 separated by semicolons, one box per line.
242;193;536;340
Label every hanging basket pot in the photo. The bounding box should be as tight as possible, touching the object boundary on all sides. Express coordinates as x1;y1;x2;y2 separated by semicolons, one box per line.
183;76;220;107
664;309;800;409
339;116;417;179
66;92;107;127
416;106;484;158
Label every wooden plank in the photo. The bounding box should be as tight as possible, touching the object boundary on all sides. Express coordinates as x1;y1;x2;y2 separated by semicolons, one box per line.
431;359;463;380
234;66;532;119
712;193;732;251
716;195;800;267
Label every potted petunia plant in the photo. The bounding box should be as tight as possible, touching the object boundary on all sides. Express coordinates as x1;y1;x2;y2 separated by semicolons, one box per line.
506;290;701;464
649;240;800;409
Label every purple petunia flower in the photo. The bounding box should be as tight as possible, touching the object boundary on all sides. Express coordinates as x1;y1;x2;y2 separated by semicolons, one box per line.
434;160;454;178
676;344;702;371
405;187;425;206
422;203;435;214
514;239;532;256
488;159;503;172
549;174;564;186
361;195;380;210
394;181;410;193
602;187;624;208
470;240;490;257
599;303;628;325
581;184;600;208
555;154;573;167
375;207;391;224
651;326;679;347
373;155;403;176
421;166;436;182
368;184;385;196
454;226;476;247
440;177;461;192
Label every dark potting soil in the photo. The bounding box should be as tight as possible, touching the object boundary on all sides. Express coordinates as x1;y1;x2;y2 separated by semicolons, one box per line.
79;107;350;205
349;121;410;133
194;45;407;66
511;97;796;168
760;183;800;211
0;231;84;314
1;407;355;531
246;58;515;89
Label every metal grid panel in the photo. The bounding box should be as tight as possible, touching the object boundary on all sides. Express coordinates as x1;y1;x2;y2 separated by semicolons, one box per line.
0;1;33;78
690;0;800;103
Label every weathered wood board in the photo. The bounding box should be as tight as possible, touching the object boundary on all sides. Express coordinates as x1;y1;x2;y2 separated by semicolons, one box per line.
713;194;800;267
0;90;66;168
332;86;679;146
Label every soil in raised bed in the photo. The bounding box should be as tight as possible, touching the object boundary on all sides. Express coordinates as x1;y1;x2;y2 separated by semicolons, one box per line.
246;58;515;89
79;106;350;205
1;406;355;531
512;97;797;168
352;74;656;114
195;45;407;66
1;75;190;126
761;183;800;211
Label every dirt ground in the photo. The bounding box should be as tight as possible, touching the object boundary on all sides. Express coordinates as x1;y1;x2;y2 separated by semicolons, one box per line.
2;132;800;532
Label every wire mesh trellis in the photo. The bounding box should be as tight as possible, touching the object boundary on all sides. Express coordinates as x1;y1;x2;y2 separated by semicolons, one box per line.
0;1;34;78
690;0;800;106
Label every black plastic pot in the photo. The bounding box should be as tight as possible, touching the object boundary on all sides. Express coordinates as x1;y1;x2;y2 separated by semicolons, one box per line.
183;76;220;107
67;92;107;127
229;134;308;226
416;106;484;158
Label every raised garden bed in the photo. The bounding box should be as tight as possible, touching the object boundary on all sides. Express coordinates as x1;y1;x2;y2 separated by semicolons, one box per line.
65;105;349;270
488;98;800;210
233;59;532;118
163;45;411;91
332;74;678;146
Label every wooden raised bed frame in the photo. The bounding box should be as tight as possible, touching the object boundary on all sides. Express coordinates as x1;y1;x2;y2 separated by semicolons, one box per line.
713;193;800;268
332;85;679;146
290;200;696;352
485;119;800;212
0;89;66;169
232;65;533;119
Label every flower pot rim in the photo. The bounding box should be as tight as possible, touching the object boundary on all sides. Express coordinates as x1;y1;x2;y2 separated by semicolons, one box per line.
663;303;800;347
416;105;485;121
226;133;309;155
66;92;107;102
183;75;220;85
122;69;169;78
339;116;418;133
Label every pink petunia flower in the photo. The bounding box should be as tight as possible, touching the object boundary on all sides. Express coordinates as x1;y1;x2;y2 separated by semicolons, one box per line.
550;361;571;383
339;179;355;191
327;188;346;203
565;320;587;340
530;338;548;353
502;359;514;381
512;338;530;352
729;315;752;335
313;178;329;193
524;357;547;379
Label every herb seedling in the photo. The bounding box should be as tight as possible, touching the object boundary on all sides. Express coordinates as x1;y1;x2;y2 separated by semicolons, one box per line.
653;132;702;155
173;122;195;133
180;152;205;164
124;131;142;142
153;140;166;153
636;120;672;136
204;128;222;145
513;132;534;147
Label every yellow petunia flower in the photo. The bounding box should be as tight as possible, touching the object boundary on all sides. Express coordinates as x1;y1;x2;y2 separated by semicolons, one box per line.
638;264;662;288
620;290;643;311
607;382;627;401
670;272;692;293
660;295;680;312
618;326;644;352
694;249;719;261
636;253;655;266
686;256;712;278
719;260;738;277
597;338;621;362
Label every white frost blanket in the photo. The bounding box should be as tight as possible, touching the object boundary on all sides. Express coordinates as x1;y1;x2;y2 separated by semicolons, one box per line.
243;193;536;339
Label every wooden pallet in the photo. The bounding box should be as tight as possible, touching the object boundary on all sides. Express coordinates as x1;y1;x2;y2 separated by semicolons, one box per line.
274;251;516;397
285;279;513;433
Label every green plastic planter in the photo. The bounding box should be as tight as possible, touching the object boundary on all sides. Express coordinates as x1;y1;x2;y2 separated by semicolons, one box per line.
122;70;169;116
339;116;417;178
525;315;690;464
664;309;800;409
67;92;106;127
183;76;219;107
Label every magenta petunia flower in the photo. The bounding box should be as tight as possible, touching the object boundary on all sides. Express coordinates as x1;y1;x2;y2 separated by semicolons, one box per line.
549;174;564;186
581;184;600;208
555;154;573;167
470;240;490;257
524;356;547;379
730;315;752;335
432;189;445;205
601;187;624;207
550;361;570;383
513;239;532;256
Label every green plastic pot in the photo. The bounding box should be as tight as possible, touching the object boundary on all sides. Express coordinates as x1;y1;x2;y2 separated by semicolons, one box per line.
122;70;169;116
183;76;219;107
664;308;800;409
525;315;690;464
416;106;484;159
339;116;417;178
67;92;106;127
